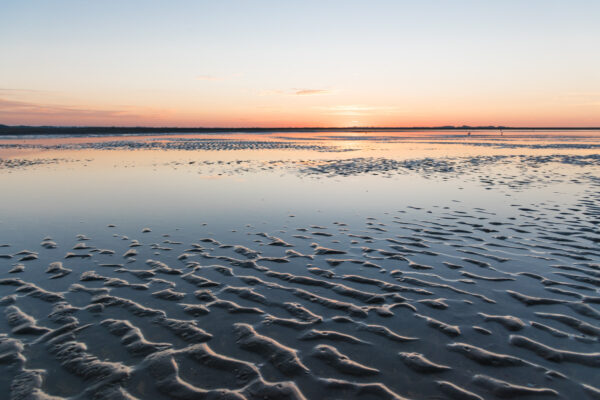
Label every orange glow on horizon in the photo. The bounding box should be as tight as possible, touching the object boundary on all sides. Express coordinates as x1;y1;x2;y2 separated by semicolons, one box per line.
2;90;599;128
2;100;599;128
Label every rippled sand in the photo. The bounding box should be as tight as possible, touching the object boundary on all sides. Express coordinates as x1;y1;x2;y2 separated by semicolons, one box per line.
1;131;599;399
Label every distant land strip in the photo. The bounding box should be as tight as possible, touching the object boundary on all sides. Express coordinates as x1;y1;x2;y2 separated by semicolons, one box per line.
1;124;599;136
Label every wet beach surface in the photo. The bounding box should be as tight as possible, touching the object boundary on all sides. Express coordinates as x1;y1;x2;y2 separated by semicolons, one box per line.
1;131;599;399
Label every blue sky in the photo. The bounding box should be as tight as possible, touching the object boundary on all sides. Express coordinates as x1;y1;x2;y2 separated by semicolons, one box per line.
1;0;599;126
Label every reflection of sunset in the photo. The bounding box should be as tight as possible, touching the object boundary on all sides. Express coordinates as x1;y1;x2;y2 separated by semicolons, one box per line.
2;131;599;165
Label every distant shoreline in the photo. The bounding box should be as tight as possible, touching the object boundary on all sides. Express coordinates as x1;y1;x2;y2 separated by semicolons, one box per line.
1;125;599;136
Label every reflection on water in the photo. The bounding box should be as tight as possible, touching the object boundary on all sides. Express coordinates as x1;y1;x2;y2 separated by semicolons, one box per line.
0;131;599;400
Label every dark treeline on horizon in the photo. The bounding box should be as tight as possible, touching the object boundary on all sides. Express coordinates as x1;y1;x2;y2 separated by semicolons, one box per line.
0;124;598;136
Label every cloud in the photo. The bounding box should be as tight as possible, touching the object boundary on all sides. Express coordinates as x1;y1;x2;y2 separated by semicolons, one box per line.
294;89;329;96
259;88;331;96
0;97;139;120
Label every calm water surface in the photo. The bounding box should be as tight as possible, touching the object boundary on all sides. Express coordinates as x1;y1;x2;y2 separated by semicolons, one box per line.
1;131;599;399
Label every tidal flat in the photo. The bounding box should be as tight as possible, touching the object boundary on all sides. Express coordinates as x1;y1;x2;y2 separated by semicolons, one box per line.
1;130;599;400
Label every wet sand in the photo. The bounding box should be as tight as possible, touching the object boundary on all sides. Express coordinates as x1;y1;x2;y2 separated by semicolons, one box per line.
1;131;599;399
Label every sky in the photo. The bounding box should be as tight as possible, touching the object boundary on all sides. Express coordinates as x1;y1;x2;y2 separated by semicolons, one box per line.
1;0;599;127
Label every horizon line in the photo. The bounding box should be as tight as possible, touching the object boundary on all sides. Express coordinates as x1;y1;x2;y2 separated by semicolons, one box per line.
2;124;600;131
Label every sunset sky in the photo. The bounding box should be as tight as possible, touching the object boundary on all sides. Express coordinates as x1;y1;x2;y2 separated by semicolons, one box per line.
1;0;599;127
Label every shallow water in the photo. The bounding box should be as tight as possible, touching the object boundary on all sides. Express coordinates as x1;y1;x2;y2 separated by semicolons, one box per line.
1;131;599;399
